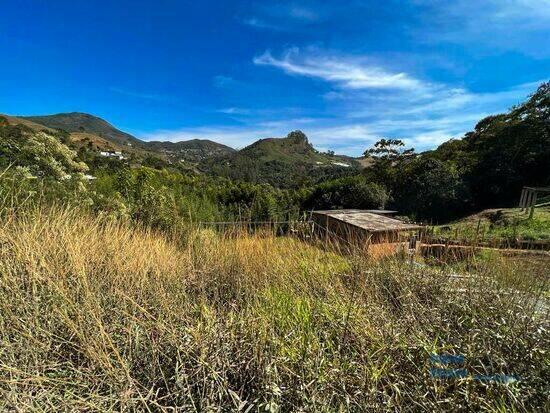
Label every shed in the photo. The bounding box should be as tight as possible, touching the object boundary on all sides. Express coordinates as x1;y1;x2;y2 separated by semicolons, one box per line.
311;209;423;246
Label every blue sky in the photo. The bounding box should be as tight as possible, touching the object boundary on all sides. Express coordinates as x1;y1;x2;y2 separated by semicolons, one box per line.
1;0;549;155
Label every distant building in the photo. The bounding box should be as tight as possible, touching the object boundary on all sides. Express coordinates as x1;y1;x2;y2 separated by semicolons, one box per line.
99;151;125;160
331;161;350;167
311;209;423;246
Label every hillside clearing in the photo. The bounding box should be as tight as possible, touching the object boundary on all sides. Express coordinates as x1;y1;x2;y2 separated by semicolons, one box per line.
436;206;550;241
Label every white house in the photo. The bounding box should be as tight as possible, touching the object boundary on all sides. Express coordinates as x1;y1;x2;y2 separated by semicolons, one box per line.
99;151;125;160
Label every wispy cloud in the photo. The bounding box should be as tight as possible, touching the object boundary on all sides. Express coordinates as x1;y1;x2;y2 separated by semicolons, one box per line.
110;87;173;102
400;81;542;116
212;75;240;89
142;76;541;156
140;122;375;153
217;107;253;115
413;0;550;25
215;106;309;119
139;113;471;155
287;6;319;22
454;0;550;25
242;2;322;31
412;0;550;56
140;43;544;156
254;48;428;90
242;17;284;31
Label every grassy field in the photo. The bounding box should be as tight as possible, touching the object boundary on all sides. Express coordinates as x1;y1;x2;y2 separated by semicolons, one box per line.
434;206;550;242
0;206;548;411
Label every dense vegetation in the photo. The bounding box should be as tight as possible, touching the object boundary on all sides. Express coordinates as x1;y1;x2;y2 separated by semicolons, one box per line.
0;125;305;230
204;131;360;188
1;83;549;229
361;83;550;221
0;119;378;229
8;82;547;226
145;139;235;163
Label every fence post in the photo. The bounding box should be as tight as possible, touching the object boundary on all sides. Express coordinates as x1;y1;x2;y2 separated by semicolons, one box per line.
529;192;538;219
519;188;526;211
523;190;533;212
474;218;481;247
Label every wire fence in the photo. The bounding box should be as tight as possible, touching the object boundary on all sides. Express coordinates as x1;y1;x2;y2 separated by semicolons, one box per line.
196;217;550;265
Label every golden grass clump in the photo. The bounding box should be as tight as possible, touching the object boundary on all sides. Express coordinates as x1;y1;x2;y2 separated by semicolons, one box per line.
0;207;548;411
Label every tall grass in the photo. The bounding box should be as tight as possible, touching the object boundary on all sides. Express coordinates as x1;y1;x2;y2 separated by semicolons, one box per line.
0;206;548;411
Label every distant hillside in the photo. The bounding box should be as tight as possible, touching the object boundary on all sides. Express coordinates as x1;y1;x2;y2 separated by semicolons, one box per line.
205;131;360;188
16;112;236;164
21;112;141;147
6;112;363;186
1;114;57;132
240;130;357;166
145;139;235;163
2;113;156;160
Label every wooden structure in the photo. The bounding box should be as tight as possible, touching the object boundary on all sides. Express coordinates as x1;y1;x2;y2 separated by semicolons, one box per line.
364;209;398;216
518;187;550;218
311;209;423;246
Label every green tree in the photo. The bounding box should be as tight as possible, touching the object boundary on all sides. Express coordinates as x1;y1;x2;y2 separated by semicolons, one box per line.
0;123;88;179
393;157;469;221
304;176;388;211
363;139;415;190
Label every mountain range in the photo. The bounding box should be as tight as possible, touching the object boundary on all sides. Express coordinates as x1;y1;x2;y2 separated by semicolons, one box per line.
3;112;362;187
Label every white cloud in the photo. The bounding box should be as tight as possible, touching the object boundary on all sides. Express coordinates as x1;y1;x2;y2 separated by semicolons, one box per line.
254;48;428;90
142;117;319;149
408;130;460;147
258;117;317;128
414;0;550;24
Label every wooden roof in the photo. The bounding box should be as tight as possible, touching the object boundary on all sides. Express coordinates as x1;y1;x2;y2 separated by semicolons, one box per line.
524;187;550;192
312;209;423;233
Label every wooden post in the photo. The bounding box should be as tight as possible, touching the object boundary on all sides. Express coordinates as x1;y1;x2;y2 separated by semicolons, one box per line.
474;218;481;247
523;189;533;212
519;188;525;210
529;191;538;219
519;188;527;211
526;189;533;213
325;215;329;246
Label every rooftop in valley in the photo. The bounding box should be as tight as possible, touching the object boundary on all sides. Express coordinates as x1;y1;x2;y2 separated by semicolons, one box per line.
312;209;423;233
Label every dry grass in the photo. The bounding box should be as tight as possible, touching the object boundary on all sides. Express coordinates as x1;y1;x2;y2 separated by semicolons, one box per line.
0;207;548;411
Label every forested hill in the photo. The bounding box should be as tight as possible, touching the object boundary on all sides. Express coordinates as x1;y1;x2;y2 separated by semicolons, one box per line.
145;139;236;163
7;113;361;187
22;112;142;146
204;131;360;188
